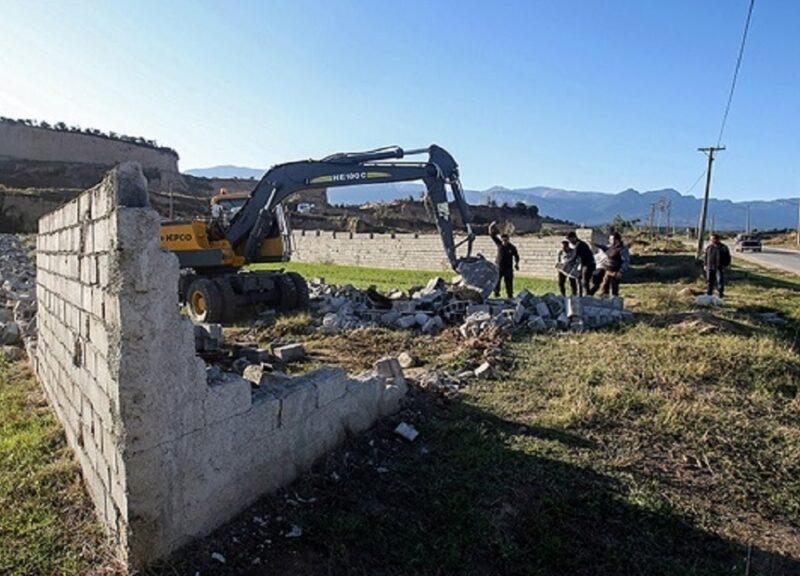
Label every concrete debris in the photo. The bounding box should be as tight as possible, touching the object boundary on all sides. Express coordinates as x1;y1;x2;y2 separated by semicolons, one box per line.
273;343;306;363
397;351;420;369
2;345;23;361
375;357;405;386
0;234;37;356
284;524;303;538
242;363;290;388
394;421;419;442
307;276;630;338
232;357;251;374
0;322;21;345
695;294;723;307
194;323;224;352
474;362;492;378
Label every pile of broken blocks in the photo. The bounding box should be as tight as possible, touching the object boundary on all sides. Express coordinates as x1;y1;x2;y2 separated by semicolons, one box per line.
0;234;37;362
308;277;632;337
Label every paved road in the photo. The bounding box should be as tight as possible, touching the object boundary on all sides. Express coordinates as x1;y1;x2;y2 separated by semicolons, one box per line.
735;247;800;276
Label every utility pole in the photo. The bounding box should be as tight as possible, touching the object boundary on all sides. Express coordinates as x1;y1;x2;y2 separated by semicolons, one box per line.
696;146;726;259
745;204;751;234
796;198;800;246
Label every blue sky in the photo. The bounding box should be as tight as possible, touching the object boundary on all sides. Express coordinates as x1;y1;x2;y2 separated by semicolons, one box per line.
0;0;796;201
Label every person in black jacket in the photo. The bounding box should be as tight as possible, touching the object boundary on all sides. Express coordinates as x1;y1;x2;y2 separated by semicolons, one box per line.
704;234;731;297
489;221;520;298
565;231;595;296
598;233;625;297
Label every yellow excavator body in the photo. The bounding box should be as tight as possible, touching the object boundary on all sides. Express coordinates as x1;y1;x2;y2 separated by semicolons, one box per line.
159;220;282;268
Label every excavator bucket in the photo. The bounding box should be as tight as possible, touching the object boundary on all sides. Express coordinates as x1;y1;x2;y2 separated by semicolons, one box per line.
453;256;500;301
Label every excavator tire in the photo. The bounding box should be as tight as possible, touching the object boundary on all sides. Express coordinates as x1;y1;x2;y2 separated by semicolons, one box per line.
213;277;238;323
186;278;224;323
287;272;310;310
275;273;298;311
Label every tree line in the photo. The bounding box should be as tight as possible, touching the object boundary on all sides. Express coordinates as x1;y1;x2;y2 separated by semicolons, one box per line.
0;117;178;157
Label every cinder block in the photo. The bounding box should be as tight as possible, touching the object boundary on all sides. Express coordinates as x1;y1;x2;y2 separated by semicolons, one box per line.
203;374;252;425
276;379;318;428
311;366;348;407
342;376;383;433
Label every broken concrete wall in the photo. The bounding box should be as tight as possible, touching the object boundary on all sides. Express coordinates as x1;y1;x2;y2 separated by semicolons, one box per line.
34;163;406;569
290;229;606;277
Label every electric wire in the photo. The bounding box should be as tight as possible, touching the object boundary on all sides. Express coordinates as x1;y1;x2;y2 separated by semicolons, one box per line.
716;0;756;147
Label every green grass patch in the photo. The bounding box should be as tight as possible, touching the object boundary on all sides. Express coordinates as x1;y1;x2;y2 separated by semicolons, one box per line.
252;261;556;294
0;356;113;575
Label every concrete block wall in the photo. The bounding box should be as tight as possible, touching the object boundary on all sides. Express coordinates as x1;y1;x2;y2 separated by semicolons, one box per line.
34;163;407;569
290;228;606;278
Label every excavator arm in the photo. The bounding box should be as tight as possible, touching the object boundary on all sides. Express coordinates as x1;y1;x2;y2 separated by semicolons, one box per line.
165;144;498;324
226;145;477;270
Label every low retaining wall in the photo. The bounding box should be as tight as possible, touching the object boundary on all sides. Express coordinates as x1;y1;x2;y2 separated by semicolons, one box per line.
290;228;605;278
34;163;406;568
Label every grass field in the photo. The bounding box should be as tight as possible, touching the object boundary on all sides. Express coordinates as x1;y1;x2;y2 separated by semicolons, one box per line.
0;358;114;575
2;253;800;575
252;261;556;294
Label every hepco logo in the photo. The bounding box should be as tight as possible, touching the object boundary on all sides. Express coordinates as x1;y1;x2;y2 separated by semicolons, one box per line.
162;233;193;242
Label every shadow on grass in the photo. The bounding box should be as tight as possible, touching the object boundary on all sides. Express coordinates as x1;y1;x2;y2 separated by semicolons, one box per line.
626;254;701;285
729;266;800;293
147;394;799;576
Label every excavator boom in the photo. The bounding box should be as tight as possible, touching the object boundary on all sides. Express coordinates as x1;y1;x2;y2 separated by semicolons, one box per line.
160;144;498;323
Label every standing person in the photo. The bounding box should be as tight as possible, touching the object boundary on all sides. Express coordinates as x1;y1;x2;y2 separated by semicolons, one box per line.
556;240;578;297
565;231;595;296
704;233;731;297
598;233;626;297
489;221;520;298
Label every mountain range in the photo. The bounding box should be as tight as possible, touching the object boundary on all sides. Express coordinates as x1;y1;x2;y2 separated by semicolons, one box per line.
184;166;798;231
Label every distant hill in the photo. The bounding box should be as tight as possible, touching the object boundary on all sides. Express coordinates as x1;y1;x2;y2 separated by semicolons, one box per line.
184;165;264;179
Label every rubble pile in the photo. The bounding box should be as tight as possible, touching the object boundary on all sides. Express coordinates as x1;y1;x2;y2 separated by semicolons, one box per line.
308;277;632;337
0;234;36;360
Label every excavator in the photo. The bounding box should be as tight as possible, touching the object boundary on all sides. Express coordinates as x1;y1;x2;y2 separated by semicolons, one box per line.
159;145;498;323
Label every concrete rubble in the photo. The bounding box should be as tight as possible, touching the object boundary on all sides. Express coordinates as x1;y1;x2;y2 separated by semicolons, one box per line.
0;234;36;359
308;277;632;337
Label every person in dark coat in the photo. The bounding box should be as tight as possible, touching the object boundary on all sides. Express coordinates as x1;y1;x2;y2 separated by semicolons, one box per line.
565;231;595;296
598;233;625;297
704;234;731;297
489;221;520;298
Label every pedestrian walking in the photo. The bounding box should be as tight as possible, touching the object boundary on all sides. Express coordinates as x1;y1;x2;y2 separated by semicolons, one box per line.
704;233;731;297
489;221;520;298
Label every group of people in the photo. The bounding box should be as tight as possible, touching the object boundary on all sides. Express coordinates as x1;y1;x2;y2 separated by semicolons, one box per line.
489;222;629;299
490;222;732;301
555;231;630;297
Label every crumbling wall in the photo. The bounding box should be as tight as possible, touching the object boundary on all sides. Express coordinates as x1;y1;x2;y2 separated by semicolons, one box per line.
34;163;406;568
290;229;605;277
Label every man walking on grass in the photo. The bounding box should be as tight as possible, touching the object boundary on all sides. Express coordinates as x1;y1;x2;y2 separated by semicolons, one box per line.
704;233;731;297
489;221;520;298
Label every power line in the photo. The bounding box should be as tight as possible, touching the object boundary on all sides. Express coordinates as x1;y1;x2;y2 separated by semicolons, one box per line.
685;170;706;196
716;0;756;147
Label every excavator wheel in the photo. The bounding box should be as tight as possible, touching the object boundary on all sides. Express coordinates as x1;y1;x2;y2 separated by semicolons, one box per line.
213;277;238;324
275;273;298;311
186;278;224;323
287;272;310;310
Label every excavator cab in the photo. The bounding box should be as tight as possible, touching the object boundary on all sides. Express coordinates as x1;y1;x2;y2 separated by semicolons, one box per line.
160;145;498;323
